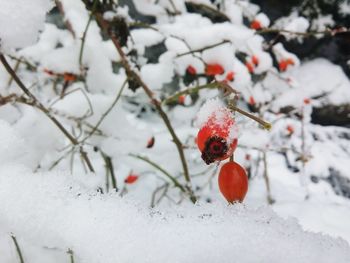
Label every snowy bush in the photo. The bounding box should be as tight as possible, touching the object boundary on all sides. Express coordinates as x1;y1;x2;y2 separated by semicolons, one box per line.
0;0;350;262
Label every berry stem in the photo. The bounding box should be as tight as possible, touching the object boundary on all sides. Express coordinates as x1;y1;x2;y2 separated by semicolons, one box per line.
229;154;234;162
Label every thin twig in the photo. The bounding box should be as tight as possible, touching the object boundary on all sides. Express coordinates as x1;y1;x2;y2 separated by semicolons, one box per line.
67;249;75;263
129;153;197;202
0;54;95;173
11;235;24;263
49;147;75;171
101;150;118;191
79;0;99;68
81;79;127;143
129;22;158;31
151;183;169;207
257;27;349;37
176;40;230;57
162;81;237;105
262;151;274;204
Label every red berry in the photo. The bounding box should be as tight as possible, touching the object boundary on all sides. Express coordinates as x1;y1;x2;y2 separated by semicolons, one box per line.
250;20;262;30
178;95;186;104
286;58;295;66
279;58;295;72
286;125;294;134
252;55;259;66
303;98;311;105
205;63;224;76
197;109;238;164
63;73;77;82
245;61;254;73
218;161;248;203
186;65;196;75
279;60;288;72
249;96;256;106
226;71;235;81
146;136;155;148
125;174;139;184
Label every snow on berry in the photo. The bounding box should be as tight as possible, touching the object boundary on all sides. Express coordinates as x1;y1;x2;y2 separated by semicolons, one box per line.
273;43;300;71
196;98;238;164
196;98;227;128
250;13;270;30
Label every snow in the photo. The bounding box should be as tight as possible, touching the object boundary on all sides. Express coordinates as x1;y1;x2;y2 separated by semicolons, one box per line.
272;13;310;41
0;157;350;263
269;58;350;109
141;61;174;91
272;43;300;68
284;17;310;33
195;97;226;128
130;29;164;47
340;1;350;15
1;0;350;261
0;0;53;52
255;13;270;28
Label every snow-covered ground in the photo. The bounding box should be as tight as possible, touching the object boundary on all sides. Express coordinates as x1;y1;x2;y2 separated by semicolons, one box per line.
1;0;350;262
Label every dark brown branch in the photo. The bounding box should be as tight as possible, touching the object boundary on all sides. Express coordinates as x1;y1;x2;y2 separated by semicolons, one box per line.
55;0;76;37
